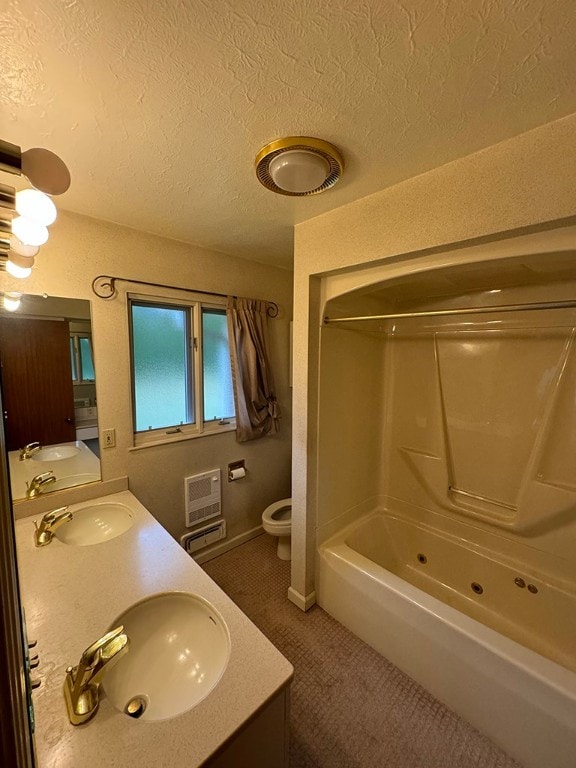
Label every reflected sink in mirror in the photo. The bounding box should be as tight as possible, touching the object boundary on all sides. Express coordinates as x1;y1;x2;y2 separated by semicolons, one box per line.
55;502;134;546
8;439;101;501
0;294;101;502
48;473;101;494
31;445;81;461
102;592;230;721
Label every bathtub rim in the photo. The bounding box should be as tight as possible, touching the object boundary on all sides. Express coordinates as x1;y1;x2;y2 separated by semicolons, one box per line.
319;511;576;706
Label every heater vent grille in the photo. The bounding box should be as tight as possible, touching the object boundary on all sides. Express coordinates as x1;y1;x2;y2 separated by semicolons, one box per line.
180;519;227;555
184;469;221;527
188;477;212;503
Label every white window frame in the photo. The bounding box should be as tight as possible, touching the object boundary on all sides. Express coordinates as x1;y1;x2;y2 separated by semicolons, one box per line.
70;332;95;385
128;291;236;448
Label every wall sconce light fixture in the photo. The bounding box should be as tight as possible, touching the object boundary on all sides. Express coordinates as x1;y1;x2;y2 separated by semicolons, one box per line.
0;138;71;281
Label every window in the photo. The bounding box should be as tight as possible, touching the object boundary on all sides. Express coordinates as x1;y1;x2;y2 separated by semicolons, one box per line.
70;333;95;383
129;295;235;444
202;308;234;422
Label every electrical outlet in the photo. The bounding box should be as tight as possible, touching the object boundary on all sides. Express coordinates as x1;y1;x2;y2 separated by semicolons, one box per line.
102;428;116;448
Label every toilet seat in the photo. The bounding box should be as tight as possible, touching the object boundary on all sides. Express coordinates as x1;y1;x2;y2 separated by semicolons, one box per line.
262;498;292;560
262;498;291;534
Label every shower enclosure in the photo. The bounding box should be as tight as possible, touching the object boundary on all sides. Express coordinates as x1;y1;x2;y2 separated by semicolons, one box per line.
314;237;576;768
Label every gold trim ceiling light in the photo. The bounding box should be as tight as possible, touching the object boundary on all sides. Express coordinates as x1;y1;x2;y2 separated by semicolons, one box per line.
255;137;343;196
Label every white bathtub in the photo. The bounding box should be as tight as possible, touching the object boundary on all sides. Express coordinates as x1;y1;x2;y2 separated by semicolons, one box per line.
317;512;576;768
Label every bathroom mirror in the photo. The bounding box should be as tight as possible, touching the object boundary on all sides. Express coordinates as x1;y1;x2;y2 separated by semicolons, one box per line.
0;294;101;501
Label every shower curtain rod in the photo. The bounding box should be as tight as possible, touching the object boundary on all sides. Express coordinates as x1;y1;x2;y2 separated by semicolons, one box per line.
323;299;576;324
91;275;279;317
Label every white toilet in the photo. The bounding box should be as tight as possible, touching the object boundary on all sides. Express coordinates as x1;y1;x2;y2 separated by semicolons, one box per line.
262;498;292;560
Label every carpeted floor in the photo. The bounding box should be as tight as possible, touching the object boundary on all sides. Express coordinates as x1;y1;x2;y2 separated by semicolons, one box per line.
202;534;522;768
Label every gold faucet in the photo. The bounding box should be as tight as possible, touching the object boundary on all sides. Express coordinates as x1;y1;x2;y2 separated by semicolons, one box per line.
63;626;130;725
26;471;56;498
33;506;73;547
19;442;41;461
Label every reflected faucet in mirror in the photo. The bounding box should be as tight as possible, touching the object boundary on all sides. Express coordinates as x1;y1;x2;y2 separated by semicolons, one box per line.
19;442;40;461
0;294;102;501
26;471;56;499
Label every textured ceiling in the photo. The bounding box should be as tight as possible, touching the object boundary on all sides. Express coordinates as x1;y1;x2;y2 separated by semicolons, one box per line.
1;0;575;269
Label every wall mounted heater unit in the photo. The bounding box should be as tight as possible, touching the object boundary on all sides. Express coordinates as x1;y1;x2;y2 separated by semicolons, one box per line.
184;469;221;527
180;519;227;555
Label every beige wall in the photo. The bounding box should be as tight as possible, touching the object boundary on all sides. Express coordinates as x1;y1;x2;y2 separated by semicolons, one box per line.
1;211;293;549
316;326;385;545
291;110;576;608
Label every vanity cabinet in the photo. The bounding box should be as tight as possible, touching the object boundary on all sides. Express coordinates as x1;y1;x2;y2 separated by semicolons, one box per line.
14;487;293;768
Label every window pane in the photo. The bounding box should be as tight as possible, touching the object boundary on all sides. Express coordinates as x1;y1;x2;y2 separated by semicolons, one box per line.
202;309;234;421
70;337;78;381
79;337;95;380
131;304;193;431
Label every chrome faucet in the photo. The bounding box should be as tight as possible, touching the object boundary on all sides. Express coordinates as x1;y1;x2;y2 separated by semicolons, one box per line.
64;626;130;725
33;506;73;547
19;442;41;461
26;471;56;499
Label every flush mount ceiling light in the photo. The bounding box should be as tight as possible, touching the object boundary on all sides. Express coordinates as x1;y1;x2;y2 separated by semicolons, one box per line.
255;137;343;196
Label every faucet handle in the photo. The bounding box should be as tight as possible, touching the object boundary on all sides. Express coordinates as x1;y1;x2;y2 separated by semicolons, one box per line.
64;626;129;725
81;625;128;667
33;471;55;484
19;442;41;460
43;506;70;523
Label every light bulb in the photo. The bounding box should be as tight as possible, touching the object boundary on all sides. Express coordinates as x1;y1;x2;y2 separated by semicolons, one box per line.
6;259;32;279
11;216;49;247
10;236;39;257
3;292;21;312
16;188;57;226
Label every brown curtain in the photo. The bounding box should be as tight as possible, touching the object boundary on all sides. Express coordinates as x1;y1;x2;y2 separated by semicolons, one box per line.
227;297;280;442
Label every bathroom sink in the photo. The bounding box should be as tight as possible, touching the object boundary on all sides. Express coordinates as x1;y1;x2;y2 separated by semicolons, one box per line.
31;445;80;461
102;592;230;721
47;473;101;493
55;501;134;545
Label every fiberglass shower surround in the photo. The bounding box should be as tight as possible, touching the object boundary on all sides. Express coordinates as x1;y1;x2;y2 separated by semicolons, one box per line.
315;244;576;768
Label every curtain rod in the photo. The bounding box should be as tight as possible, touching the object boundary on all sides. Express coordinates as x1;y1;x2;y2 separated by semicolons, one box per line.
91;275;279;318
323;299;576;324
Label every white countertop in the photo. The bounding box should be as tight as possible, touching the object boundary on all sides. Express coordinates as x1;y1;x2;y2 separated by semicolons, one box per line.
14;490;293;768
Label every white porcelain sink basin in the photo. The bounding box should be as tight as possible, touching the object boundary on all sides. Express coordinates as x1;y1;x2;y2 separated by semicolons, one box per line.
48;473;100;493
31;445;80;461
102;592;230;721
55;501;134;545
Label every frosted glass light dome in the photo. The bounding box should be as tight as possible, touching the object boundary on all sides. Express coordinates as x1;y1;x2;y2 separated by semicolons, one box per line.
16;188;57;226
6;260;32;279
268;150;330;194
3;292;22;312
11;216;49;247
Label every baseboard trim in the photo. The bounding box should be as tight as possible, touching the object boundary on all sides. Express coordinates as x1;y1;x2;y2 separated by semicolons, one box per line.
193;524;264;565
287;586;316;612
